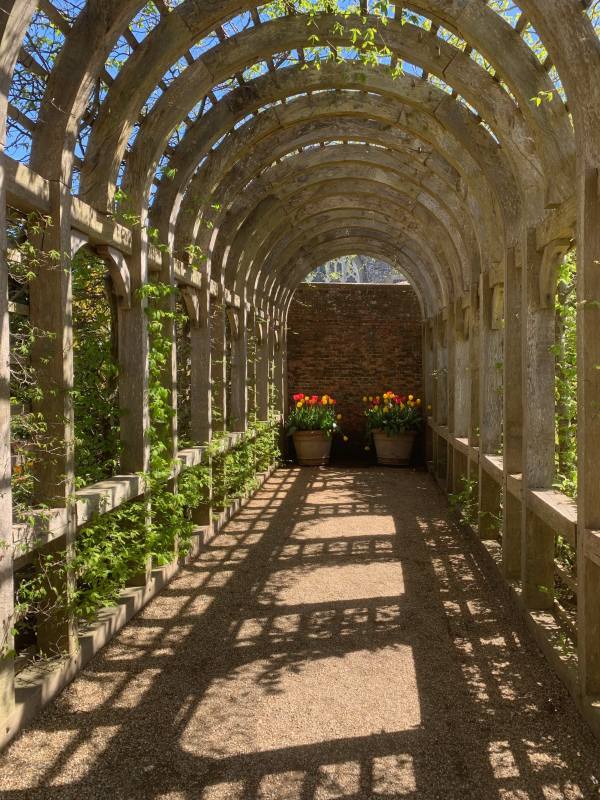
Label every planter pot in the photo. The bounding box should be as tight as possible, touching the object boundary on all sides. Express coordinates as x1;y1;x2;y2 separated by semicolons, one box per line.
292;430;332;466
372;429;416;466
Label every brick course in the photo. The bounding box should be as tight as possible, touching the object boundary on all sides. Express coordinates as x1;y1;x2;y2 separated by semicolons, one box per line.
287;284;423;458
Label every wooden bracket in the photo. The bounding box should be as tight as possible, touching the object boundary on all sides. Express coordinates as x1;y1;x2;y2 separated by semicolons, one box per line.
226;306;240;339
181;286;201;328
491;284;504;330
97;246;132;310
70;229;90;258
538;238;571;309
256;318;268;344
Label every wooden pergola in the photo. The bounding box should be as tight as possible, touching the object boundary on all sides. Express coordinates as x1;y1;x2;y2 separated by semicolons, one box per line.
1;0;600;745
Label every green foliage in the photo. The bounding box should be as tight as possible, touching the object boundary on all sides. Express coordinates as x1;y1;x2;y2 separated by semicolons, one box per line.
8;255;279;656
553;250;577;499
449;477;479;528
72;249;121;487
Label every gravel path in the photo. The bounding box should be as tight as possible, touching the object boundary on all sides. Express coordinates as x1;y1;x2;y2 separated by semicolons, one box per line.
0;467;599;799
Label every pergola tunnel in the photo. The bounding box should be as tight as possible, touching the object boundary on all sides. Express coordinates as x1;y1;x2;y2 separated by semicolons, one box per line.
1;0;600;772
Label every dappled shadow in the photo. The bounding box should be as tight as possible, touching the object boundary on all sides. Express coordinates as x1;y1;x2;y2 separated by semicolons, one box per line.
0;468;598;799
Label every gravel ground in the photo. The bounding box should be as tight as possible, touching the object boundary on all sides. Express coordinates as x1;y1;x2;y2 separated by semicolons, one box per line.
0;467;599;799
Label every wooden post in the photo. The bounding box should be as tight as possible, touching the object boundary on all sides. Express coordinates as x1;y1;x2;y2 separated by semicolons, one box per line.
159;250;177;460
0;157;15;721
452;298;470;495
184;285;211;446
229;303;248;432
479;272;503;540
118;228;149;475
503;246;523;579
211;300;227;433
521;228;555;610
247;307;257;423
181;286;212;525
577;162;600;696
29;181;77;656
256;316;270;421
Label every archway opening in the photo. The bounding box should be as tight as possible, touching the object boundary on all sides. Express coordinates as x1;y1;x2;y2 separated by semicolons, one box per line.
287;256;424;463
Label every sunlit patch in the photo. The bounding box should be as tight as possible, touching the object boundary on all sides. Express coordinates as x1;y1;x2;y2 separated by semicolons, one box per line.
525;742;569;773
258;770;305;798
113;668;162;708
0;728;79;790
372;754;417;795
291;514;396;539
201;780;245;799
60;671;125;712
460;661;490;701
542;784;584;800
180;646;420;756
316;760;361;798
49;725;120;786
259;562;405;607
488;740;520;779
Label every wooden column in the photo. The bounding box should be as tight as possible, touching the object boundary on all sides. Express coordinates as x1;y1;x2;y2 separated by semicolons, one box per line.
435;312;448;484
211;300;227;433
159;250;177;459
229;303;248;432
479;272;503;540
118;227;149;474
468;284;480;453
446;303;456;490
255;317;270;421
503;246;523;579
247;307;257;423
521;228;556;610
451;299;470;494
29;181;77;656
0;158;14;720
182;285;212;526
183;285;211;446
577;161;600;695
422;321;434;465
273;323;284;415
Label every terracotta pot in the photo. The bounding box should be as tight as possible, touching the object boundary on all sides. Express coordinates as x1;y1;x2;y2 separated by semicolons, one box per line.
372;429;416;466
292;430;332;466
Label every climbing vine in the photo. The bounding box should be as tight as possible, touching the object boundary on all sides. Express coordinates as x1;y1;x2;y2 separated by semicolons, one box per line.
6;216;280;658
553;249;577;500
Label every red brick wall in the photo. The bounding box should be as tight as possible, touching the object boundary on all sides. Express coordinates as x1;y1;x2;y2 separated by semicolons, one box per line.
286;284;423;457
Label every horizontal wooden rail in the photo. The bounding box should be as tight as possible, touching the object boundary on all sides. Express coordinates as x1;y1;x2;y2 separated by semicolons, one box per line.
12;425;274;568
429;419;577;543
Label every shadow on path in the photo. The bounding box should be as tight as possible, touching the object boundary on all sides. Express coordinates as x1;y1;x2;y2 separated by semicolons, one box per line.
0;468;598;799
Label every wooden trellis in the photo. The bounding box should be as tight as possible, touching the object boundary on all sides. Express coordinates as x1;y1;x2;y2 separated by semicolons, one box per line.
0;0;600;746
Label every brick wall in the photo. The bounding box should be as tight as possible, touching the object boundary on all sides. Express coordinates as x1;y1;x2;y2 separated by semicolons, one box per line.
286;284;423;459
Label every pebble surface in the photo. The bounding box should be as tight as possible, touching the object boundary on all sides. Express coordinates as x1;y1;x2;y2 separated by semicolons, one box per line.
0;467;598;799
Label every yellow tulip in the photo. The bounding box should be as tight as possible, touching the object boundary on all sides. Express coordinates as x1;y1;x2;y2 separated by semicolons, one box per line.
343;435;349;442
408;394;414;401
296;401;302;409
336;413;342;420
362;396;368;403
368;396;373;402
416;398;422;406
